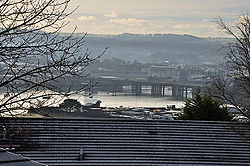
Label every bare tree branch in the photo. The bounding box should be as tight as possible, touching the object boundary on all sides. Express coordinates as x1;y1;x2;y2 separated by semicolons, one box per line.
210;15;250;119
0;0;107;115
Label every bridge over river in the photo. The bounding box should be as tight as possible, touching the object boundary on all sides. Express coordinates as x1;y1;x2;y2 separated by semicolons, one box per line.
96;76;204;100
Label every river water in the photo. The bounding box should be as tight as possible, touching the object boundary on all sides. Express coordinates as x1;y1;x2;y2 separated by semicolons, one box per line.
73;91;186;108
0;89;187;115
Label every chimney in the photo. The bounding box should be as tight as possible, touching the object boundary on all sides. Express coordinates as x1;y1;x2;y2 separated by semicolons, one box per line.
79;147;85;160
2;126;6;139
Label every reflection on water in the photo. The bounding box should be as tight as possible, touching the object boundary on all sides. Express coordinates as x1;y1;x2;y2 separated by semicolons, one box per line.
73;91;185;108
0;90;185;116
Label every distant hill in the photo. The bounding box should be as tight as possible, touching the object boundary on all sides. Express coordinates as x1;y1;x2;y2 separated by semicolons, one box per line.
75;33;230;65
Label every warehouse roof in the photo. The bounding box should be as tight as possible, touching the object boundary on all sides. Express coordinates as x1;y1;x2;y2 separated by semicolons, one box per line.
0;117;249;165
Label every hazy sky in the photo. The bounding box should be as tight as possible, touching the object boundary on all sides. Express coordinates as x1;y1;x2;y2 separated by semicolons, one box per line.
64;0;250;37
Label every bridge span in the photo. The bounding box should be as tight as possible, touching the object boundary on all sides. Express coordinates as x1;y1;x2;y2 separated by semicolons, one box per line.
96;76;204;100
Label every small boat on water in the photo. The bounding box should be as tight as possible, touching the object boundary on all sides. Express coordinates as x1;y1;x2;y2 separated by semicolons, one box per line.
84;100;102;108
84;92;101;108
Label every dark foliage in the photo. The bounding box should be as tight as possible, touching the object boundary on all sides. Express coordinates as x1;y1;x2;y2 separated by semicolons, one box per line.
178;89;232;121
59;99;82;109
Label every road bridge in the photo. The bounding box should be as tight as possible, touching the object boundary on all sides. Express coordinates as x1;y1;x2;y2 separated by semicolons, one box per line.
97;76;204;100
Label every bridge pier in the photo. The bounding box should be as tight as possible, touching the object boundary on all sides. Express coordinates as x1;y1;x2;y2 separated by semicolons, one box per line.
151;85;164;96
185;87;188;100
180;88;184;100
116;84;123;92
172;86;184;99
112;81;123;96
112;81;117;96
132;84;142;96
162;86;165;96
191;87;198;98
135;84;142;96
151;85;156;96
172;86;177;97
97;77;201;99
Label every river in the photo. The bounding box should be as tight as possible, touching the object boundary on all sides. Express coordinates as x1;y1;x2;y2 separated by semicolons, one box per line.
0;90;187;116
73;91;186;108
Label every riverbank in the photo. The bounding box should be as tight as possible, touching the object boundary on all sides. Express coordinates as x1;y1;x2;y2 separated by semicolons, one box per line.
24;104;182;121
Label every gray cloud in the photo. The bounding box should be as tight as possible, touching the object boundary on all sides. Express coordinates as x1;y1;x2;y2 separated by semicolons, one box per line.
64;0;250;37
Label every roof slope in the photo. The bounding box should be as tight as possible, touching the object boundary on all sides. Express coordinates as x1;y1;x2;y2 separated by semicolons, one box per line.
0;117;250;166
0;148;47;166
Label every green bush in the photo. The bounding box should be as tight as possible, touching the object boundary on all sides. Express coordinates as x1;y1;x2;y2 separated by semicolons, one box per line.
178;89;232;121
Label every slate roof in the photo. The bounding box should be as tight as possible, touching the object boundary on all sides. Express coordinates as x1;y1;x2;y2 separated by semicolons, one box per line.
0;117;250;166
0;148;46;166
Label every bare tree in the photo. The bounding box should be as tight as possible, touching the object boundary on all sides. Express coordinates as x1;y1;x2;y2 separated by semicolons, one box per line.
0;0;107;115
209;14;250;118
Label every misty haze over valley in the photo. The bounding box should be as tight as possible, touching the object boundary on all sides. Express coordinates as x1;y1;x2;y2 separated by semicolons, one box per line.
81;33;229;65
